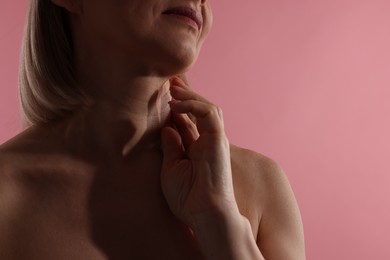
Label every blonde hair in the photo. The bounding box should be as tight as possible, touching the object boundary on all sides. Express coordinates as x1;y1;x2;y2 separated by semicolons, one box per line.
19;0;86;128
18;0;190;129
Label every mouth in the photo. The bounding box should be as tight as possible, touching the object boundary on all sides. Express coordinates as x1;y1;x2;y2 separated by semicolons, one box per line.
162;6;203;30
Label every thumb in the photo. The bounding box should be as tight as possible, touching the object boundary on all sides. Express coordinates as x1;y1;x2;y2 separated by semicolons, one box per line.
161;126;184;169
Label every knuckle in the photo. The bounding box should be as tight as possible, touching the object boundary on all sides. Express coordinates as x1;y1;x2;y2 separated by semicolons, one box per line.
185;118;195;129
188;113;197;123
216;107;223;117
209;104;221;116
210;105;224;122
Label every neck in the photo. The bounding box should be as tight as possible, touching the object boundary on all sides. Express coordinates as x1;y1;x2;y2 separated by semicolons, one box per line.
62;75;173;162
58;31;184;163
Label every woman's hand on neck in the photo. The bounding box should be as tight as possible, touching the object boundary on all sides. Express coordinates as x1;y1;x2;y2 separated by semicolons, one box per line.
65;75;175;163
65;10;193;163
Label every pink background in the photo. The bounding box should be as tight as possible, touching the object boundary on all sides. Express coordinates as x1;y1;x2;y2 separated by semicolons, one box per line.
1;0;390;259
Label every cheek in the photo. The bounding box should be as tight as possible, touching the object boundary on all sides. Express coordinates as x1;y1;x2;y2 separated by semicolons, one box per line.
81;3;124;37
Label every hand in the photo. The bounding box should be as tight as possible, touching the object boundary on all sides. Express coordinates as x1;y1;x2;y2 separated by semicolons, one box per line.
160;76;240;229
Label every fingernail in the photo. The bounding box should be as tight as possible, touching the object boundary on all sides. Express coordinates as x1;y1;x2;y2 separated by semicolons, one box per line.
171;76;185;87
168;99;180;106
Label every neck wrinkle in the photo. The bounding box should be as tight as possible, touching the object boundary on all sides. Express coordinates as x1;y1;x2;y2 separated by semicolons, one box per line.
61;76;173;164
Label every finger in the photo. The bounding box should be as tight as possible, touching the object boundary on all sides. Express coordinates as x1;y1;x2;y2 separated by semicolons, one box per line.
171;76;197;119
170;76;191;90
171;111;200;150
160;126;185;169
170;77;212;104
176;74;189;86
169;100;224;134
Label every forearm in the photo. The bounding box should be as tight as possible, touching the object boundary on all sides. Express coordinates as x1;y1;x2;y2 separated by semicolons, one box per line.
190;210;265;260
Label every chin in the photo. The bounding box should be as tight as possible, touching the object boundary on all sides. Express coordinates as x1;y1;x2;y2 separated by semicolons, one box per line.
156;46;200;76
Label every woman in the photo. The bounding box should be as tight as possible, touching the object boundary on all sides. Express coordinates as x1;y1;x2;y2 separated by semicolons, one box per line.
0;0;305;259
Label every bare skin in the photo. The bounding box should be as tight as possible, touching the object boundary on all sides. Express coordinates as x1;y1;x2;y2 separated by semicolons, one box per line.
0;121;304;259
0;0;305;258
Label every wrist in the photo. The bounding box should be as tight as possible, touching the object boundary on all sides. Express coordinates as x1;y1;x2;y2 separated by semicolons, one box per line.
190;210;244;259
189;207;264;260
188;203;242;232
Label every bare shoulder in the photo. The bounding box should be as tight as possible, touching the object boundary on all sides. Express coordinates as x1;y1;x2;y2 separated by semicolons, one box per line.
0;126;55;211
0;131;32;259
0;127;84;259
229;142;294;204
229;143;285;217
0;126;52;183
229;143;306;260
0;125;87;198
230;143;282;181
0;127;37;184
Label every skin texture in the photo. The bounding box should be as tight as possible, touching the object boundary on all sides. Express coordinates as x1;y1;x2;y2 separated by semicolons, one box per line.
0;0;305;259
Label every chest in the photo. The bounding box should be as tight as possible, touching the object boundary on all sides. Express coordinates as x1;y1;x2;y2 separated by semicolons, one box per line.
21;174;204;259
85;170;204;259
18;157;260;259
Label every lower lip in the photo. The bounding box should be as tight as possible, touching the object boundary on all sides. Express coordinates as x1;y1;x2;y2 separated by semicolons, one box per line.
164;14;199;30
